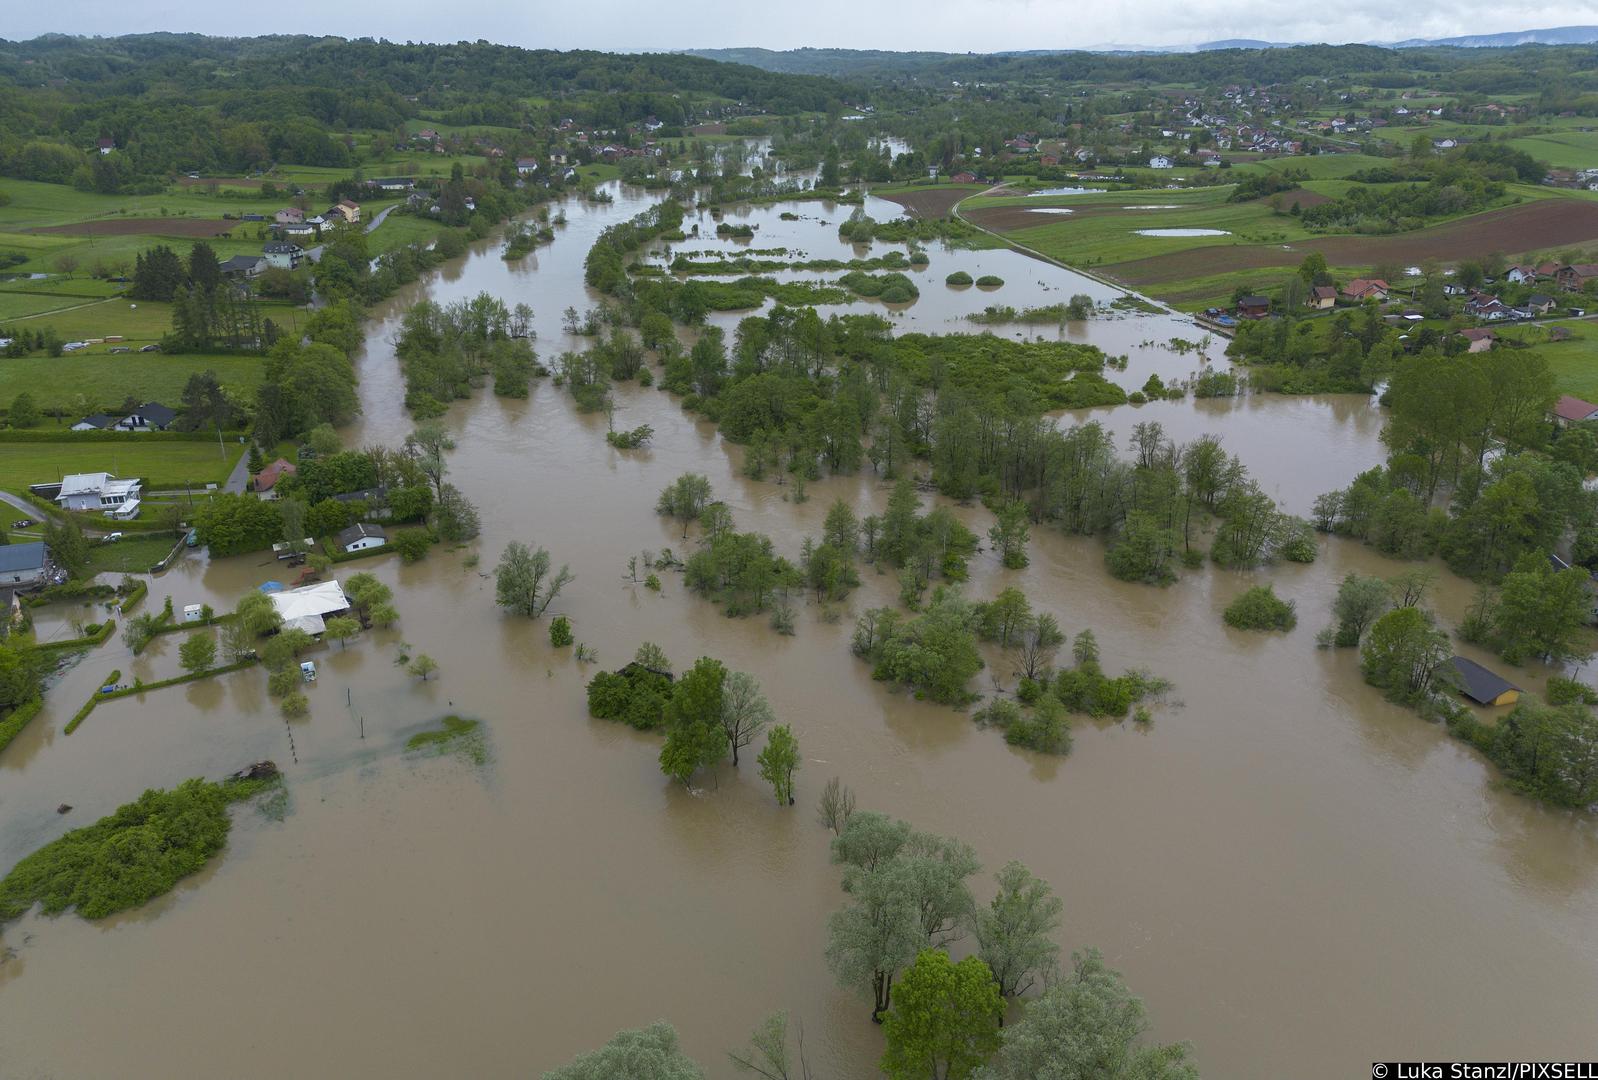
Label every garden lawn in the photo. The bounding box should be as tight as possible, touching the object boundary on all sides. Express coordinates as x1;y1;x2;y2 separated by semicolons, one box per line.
0;439;244;492
1496;321;1598;400
83;533;180;575
0;353;266;414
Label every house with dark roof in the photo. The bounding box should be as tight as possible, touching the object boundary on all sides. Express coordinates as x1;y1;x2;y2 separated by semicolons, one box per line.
1237;295;1270;319
336;523;388;554
516;157;540;175
1451;656;1520;707
1308;285;1337;310
117;402;177;432
0;541;48;588
1525;293;1556;315
1458;328;1496;353
219;255;266;280
70;414;116;432
263;242;304;270
1465;293;1510;320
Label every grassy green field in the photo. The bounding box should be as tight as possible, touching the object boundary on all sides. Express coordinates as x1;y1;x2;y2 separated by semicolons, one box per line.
1;295;305;346
967;186;1314;267
1496;320;1598;399
1238;153;1392;179
84;533;181;574
0;354;266;414
0;439;243;492
1507;132;1598;172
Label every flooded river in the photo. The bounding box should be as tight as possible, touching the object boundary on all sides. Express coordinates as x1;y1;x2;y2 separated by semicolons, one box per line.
1;179;1595;1079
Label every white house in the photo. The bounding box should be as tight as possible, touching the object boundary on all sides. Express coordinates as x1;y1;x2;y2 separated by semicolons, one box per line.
116;402;176;432
263;242;304;270
516;157;540;175
336;523;388;554
0;542;47;588
55;472;141;514
268;579;351;636
70;414;117;432
1148;156;1173;169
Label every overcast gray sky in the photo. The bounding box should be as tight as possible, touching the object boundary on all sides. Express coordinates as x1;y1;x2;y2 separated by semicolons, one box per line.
10;0;1598;51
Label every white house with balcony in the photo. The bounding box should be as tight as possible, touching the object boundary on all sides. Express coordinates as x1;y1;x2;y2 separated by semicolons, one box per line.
55;472;142;516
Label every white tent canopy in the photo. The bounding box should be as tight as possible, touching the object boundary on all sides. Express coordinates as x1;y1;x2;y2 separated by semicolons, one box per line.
268;580;349;636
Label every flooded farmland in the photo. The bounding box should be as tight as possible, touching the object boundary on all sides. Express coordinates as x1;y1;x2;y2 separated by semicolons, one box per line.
2;178;1596;1080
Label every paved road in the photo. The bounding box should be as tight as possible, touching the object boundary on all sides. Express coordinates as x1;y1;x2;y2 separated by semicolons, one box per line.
303;203;400;264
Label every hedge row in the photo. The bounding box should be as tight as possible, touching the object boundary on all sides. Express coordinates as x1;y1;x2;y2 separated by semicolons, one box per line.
0;429;247;444
0;696;44;756
65;657;260;735
33;619;116;652
117;580;148;613
23;580;118;608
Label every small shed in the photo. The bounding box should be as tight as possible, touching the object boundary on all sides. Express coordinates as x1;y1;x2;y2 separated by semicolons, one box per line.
336;523;387;554
1451;656;1521;707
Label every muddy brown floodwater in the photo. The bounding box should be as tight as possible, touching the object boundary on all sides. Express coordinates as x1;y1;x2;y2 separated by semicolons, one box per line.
2;178;1597;1080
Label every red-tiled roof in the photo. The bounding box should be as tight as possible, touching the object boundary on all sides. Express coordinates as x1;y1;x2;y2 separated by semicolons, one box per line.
255;458;297;491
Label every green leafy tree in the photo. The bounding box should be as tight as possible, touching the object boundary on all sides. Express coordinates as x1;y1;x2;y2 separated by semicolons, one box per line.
728;1011;809;1079
1329;573;1391;647
543;1021;704;1080
972;861;1063;999
408;654;438;681
720;669;773;766
659;657;728;785
826;858;924;1022
178;632;217;674
880;950;1002;1080
549;615;574;647
988;501;1031;569
234;591;284;637
1490;556;1595;665
976;949;1197;1080
323;615;360;650
392;529;431;562
43;517;90;577
757;723;801;805
494;541;574;618
8;392;40;428
657;473;714;538
1361;606;1452;704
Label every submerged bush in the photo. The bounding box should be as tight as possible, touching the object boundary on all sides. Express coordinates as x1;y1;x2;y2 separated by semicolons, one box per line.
945;270;973;286
1223;585;1297;632
0;775;278;923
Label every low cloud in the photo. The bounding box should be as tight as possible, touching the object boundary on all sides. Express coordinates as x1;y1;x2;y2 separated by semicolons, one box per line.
12;0;1598;52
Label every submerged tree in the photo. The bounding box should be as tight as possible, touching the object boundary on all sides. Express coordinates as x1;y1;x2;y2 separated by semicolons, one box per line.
880;950;1002;1080
728;1011;811;1080
720;670;774;766
976;949;1197;1080
971;861;1063;999
543;1021;704;1080
757;724;801;806
659;657;728;785
657;473;714;538
494;541;574;618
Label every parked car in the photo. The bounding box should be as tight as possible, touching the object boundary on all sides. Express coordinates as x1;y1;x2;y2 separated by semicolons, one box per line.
61;341;88;352
139;344;161;353
108;346;131;354
11;518;34;529
101;532;124;543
